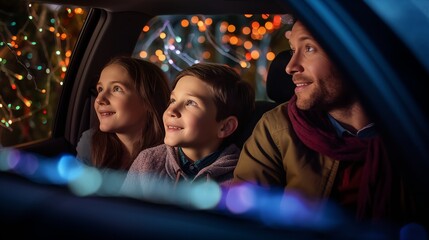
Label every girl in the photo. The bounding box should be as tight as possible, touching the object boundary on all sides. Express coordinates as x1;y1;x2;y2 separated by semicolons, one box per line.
76;56;170;170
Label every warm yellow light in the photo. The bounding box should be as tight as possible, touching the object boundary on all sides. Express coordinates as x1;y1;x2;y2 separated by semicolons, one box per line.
23;98;32;107
159;32;166;39
265;22;273;31
198;25;207;32
243;41;253;49
266;52;275;61
158;55;166;61
251;50;260;60
155;50;163;56
139;51;148;58
74;8;84;14
15;74;23;80
239;61;247;68
258;27;266;35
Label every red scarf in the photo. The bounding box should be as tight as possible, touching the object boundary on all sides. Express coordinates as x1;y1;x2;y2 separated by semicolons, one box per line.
287;95;393;221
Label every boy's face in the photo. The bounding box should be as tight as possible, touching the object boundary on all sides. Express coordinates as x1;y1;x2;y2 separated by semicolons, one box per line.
163;76;223;157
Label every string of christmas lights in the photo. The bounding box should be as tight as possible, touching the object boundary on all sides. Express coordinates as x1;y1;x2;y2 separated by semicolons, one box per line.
0;2;87;146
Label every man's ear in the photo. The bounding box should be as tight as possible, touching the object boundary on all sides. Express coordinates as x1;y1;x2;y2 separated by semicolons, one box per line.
218;116;238;138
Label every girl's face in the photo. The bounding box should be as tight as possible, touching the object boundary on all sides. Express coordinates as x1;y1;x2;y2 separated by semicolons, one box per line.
94;63;147;136
163;76;223;158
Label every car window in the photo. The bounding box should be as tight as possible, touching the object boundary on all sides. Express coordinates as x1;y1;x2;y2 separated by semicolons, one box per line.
131;14;293;100
364;0;429;71
0;2;88;147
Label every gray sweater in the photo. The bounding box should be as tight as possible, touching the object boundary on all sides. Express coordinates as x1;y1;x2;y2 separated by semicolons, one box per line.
121;144;240;194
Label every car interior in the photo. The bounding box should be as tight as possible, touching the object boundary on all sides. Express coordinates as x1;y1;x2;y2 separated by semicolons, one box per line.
2;0;429;238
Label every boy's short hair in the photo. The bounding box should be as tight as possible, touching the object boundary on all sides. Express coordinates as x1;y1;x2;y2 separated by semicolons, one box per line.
173;63;255;145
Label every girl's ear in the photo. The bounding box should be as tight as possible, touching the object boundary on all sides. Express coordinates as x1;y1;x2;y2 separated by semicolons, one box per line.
218;116;238;138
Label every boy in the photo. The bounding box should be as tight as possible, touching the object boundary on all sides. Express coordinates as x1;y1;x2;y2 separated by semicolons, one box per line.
122;63;255;190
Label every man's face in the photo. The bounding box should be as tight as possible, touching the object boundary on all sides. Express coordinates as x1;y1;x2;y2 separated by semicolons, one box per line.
286;21;349;111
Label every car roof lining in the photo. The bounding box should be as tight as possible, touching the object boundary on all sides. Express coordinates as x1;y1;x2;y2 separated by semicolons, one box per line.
33;0;291;15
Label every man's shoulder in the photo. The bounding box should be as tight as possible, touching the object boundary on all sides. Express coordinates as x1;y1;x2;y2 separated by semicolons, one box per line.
260;101;291;125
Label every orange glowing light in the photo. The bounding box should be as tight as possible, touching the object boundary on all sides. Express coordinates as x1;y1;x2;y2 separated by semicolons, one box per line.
227;25;236;33
245;52;252;61
23;98;32;107
139;51;148;58
74;8;84;14
191;16;199;24
181;19;189;27
266;52;276;61
229;36;239;45
251;50;260;60
198;25;207;32
258;27;267;35
242;27;251;35
244;41;253;49
202;51;211;59
265;22;273;31
251;21;260;29
273;15;282;27
204;18;213;25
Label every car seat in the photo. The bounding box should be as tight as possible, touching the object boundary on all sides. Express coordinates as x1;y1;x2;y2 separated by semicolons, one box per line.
234;50;294;148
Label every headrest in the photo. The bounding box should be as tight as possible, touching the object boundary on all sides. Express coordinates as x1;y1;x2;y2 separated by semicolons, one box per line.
266;50;295;103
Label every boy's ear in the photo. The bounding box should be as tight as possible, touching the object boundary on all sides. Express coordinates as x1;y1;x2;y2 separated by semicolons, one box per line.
218;116;238;138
